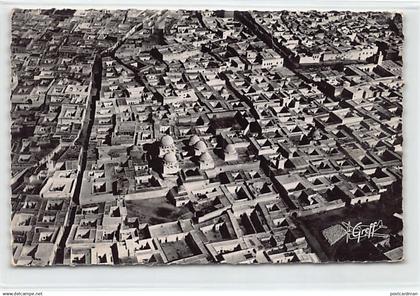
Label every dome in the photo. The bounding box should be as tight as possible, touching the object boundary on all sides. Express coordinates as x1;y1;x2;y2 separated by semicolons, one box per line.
200;152;213;162
163;152;177;163
194;140;207;151
189;135;200;146
225;144;236;154
161;135;174;147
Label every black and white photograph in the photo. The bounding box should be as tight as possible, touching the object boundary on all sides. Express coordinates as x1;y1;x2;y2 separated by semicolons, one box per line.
10;8;404;266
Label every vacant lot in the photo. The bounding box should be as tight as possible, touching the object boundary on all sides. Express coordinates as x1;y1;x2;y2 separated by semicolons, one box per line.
295;198;403;262
160;240;197;262
126;197;193;225
210;116;242;130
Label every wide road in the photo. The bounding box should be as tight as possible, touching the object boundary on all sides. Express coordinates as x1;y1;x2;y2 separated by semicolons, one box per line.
54;54;102;264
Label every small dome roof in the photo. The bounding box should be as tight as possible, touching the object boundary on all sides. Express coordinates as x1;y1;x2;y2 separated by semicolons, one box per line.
225;144;236;154
163;152;177;163
189;135;200;146
194;140;207;151
161;135;174;146
200;152;213;162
